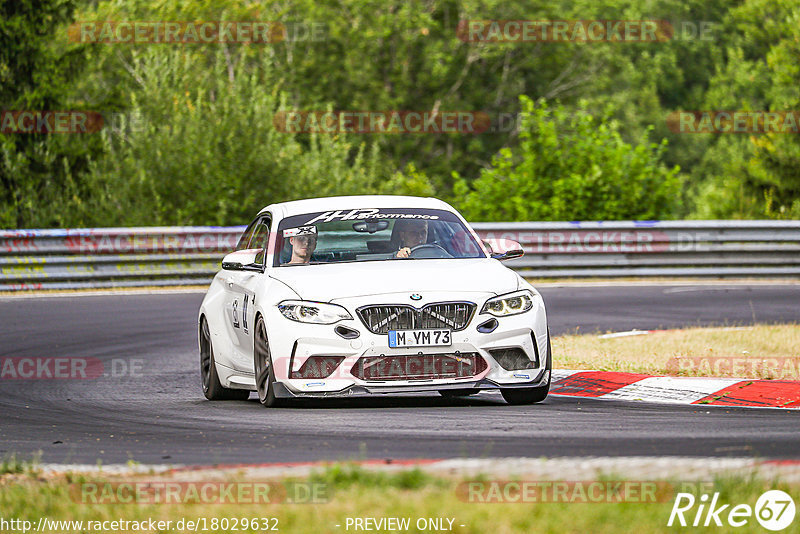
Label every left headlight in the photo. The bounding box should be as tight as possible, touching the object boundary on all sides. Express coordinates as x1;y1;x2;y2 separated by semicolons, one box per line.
277;300;353;324
480;290;535;317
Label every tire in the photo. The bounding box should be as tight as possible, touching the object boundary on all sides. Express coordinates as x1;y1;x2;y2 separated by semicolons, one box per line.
501;330;551;405
200;317;250;401
254;316;283;407
438;389;479;398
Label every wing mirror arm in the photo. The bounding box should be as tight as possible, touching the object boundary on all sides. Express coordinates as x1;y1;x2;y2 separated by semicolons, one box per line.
221;261;244;271
482;239;524;261
492;249;524;261
221;250;263;272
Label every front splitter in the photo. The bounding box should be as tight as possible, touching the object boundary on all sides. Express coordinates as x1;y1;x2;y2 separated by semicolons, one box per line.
272;370;550;398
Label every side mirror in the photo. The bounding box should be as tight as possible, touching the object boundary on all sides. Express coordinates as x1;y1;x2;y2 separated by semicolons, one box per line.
482;239;524;261
221;249;263;272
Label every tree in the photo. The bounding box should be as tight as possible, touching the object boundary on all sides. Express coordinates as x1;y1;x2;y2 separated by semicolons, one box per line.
78;48;398;226
452;96;680;221
0;0;95;228
691;0;800;218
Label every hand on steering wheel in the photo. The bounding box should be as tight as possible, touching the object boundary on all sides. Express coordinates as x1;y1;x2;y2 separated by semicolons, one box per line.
406;243;452;259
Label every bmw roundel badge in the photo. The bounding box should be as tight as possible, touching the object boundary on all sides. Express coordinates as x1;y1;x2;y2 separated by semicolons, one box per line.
410;293;422;301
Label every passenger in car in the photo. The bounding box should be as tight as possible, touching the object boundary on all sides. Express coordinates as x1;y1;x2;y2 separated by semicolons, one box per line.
393;219;429;258
288;234;317;264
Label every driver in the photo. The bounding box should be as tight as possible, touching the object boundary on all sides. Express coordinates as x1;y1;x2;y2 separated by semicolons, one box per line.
288;234;317;264
394;219;428;258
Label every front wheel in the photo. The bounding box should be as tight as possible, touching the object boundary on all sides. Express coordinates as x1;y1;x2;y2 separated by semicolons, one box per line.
254;316;283;407
501;330;551;405
200;317;250;401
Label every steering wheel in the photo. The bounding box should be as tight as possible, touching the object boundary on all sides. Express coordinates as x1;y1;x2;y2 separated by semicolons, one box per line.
408;243;452;259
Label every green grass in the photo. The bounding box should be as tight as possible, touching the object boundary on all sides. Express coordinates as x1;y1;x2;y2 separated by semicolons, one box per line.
1;464;798;533
308;463;443;490
554;324;800;378
0;454;40;475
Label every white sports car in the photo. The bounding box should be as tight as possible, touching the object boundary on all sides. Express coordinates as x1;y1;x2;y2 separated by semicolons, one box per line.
198;195;551;406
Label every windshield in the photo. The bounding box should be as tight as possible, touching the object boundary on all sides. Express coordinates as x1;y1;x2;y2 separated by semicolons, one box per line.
274;208;485;266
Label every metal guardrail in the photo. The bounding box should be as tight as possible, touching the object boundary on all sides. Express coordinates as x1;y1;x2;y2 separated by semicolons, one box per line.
1;221;799;290
0;227;243;291
480;220;800;278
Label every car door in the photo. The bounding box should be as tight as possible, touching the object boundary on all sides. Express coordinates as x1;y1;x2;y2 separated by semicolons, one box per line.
223;216;270;371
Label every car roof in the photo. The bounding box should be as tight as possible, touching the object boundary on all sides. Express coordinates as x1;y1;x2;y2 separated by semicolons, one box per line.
259;195;454;219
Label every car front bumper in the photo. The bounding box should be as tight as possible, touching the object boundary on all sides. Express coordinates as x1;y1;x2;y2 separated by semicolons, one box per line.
262;290;550;396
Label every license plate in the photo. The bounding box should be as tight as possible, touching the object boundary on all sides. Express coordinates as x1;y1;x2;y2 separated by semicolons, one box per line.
388;329;452;347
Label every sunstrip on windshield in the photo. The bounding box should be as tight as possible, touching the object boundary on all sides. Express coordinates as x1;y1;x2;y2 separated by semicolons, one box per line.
304;209;440;225
282;226;317;238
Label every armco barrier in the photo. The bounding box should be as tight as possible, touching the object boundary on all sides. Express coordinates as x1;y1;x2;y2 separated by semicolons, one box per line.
0;226;243;291
1;221;798;290
478;220;800;278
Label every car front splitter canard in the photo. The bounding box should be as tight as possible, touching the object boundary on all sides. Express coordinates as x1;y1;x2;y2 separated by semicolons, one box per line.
271;369;550;398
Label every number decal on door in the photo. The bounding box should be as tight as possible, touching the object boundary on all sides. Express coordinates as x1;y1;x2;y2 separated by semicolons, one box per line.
242;294;249;334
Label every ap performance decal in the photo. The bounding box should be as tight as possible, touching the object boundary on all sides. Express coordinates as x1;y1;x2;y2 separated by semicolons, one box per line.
304;209;440;225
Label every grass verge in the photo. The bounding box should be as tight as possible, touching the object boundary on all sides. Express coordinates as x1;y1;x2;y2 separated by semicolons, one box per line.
554;324;800;379
1;464;798;534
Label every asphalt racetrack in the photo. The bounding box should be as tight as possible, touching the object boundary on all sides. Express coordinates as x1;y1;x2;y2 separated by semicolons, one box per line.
1;283;798;465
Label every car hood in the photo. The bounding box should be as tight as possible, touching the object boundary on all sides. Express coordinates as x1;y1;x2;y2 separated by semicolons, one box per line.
269;259;519;302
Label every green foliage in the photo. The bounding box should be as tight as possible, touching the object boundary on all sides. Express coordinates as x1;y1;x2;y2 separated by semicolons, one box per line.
75;49;390;226
453;97;680;221
380;164;436;198
0;0;97;228
2;0;800;227
691;0;800;219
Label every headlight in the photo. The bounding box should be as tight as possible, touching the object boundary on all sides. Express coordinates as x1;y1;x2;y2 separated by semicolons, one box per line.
480;290;535;317
277;300;353;324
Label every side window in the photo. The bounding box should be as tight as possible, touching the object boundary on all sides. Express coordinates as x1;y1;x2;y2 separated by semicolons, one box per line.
250;218;271;266
235;219;259;251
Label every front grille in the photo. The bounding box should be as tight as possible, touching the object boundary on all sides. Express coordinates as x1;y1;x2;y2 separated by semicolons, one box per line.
351;352;487;381
357;302;476;334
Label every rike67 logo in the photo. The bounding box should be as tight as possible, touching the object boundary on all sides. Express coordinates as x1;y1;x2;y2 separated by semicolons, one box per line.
668;490;796;530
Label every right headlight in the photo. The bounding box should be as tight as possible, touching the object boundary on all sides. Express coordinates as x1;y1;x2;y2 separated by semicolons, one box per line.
480;290;535;317
277;300;353;324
